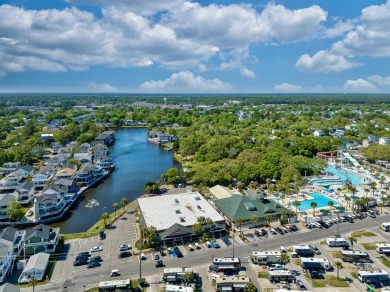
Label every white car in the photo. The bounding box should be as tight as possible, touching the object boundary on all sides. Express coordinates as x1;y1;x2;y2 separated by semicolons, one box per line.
119;244;131;251
90;246;103;253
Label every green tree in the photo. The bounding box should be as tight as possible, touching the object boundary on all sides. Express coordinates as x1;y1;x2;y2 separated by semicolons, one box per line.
265;214;274;230
378;202;384;214
120;198;128;213
161;167;181;183
244;282;257;292
29;277;39;292
112;203;119;219
192;223;203;236
328;201;334;215
100;212;109;226
348;236;357;251
250;215;260;229
183;272;194;285
5;198;24;222
280;253;290;269
334;261;343;279
292;200;301;218
311;201;317;216
236;217;244;234
280;210;288;225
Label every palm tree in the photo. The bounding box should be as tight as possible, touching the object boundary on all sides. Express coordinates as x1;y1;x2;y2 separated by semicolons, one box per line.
364;188;370;198
334;261;343;279
362;197;370;211
197;216;206;225
292;200;301;218
380;176;386;188
280;210;288;225
112;203;119;219
250;215;260;229
120;198;128;213
280;194;286;204
379;202;384;214
348;236;357;251
266;178;271;192
192;223;203;236
29;277;38;292
236;217;244;234
205;217;214;230
100;212;109;227
310;201;318;216
355;199;364;213
265;214;274;230
345;196;351;210
328;201;334;215
280;253;290;269
369;182;377;197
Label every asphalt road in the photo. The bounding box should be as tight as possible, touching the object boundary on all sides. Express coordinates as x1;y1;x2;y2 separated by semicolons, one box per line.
25;213;390;292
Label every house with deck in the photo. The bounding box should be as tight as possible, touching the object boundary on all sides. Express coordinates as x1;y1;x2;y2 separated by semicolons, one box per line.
16;165;35;178
24;224;60;255
14;182;35;204
0;172;24;191
18;252;50;283
32;166;56;188
0;162;21;176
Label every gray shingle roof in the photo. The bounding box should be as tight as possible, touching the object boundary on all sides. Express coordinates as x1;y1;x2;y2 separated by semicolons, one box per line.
23;252;50;272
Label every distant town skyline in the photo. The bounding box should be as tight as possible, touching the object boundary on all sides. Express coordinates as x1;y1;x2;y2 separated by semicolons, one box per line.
0;0;389;93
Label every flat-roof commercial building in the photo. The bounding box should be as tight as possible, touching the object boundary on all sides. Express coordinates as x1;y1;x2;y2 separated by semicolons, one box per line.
138;192;226;245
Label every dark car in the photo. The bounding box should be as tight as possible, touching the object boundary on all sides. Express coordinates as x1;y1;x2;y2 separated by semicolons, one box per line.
88;256;103;263
155;260;164;268
296;279;307;290
99;231;106;240
73;258;88;266
311;271;323;279
261;229;268;235
160;249;166;256
174;247;183;258
76;254;89;261
309;244;321;255
77;252;90;258
118;251;132;258
87;261;101;268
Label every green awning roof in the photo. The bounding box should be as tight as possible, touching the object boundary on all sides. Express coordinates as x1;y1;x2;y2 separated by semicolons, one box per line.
336;206;345;211
320;209;330;214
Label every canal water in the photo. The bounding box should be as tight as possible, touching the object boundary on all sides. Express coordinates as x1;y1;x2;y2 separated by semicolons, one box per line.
51;128;180;233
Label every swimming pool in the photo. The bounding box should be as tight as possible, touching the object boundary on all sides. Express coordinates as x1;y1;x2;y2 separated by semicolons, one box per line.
311;166;361;186
288;192;340;211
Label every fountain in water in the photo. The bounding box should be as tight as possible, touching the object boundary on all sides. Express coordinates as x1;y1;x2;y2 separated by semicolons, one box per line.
85;199;100;208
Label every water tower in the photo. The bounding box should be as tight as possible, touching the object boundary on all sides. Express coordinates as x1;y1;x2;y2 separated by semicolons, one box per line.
163;97;167;107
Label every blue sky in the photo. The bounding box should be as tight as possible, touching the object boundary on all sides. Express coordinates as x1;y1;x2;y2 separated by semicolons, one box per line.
0;0;390;93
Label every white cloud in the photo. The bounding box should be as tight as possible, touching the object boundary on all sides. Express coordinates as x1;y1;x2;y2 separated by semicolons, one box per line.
343;78;376;92
87;82;118;92
331;0;390;57
367;75;390;87
139;71;231;93
295;50;360;73
324;20;355;38
273;83;303;93
239;67;255;79
0;2;332;77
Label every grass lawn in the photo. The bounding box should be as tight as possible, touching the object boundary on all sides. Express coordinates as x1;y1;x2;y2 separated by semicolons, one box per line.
326;276;350;287
361;243;377;250
350;272;358;279
258;271;269;278
330;251;341;258
320;239;327;245
305;275;350;288
381;259;390;267
351;230;377;237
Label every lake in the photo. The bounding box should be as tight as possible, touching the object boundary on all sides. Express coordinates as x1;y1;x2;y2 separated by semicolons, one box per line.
51;128;180;233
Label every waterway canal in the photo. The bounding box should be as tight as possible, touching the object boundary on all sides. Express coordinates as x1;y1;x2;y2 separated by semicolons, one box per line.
51;128;180;233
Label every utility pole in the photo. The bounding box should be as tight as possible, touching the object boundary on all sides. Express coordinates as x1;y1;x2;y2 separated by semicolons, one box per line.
139;227;142;282
336;212;340;237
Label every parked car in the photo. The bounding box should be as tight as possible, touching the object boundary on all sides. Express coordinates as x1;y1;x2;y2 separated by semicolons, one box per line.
155;260;164;268
309;244;321;255
195;243;201;249
87;261;101;268
140;253;146;260
90;246;103;253
99;231;106;240
160;249;166;256
153;253;160;260
111;269;120;277
77;252;90;258
206;241;212;248
73;258;88;266
188;244;194;251
76;255;89;261
296;279;307;290
211;240;220;248
88;256;103;263
311;271;323;279
119;244;131;251
118;251;132;259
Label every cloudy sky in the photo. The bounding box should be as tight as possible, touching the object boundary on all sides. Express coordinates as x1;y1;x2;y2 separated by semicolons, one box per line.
0;0;390;93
